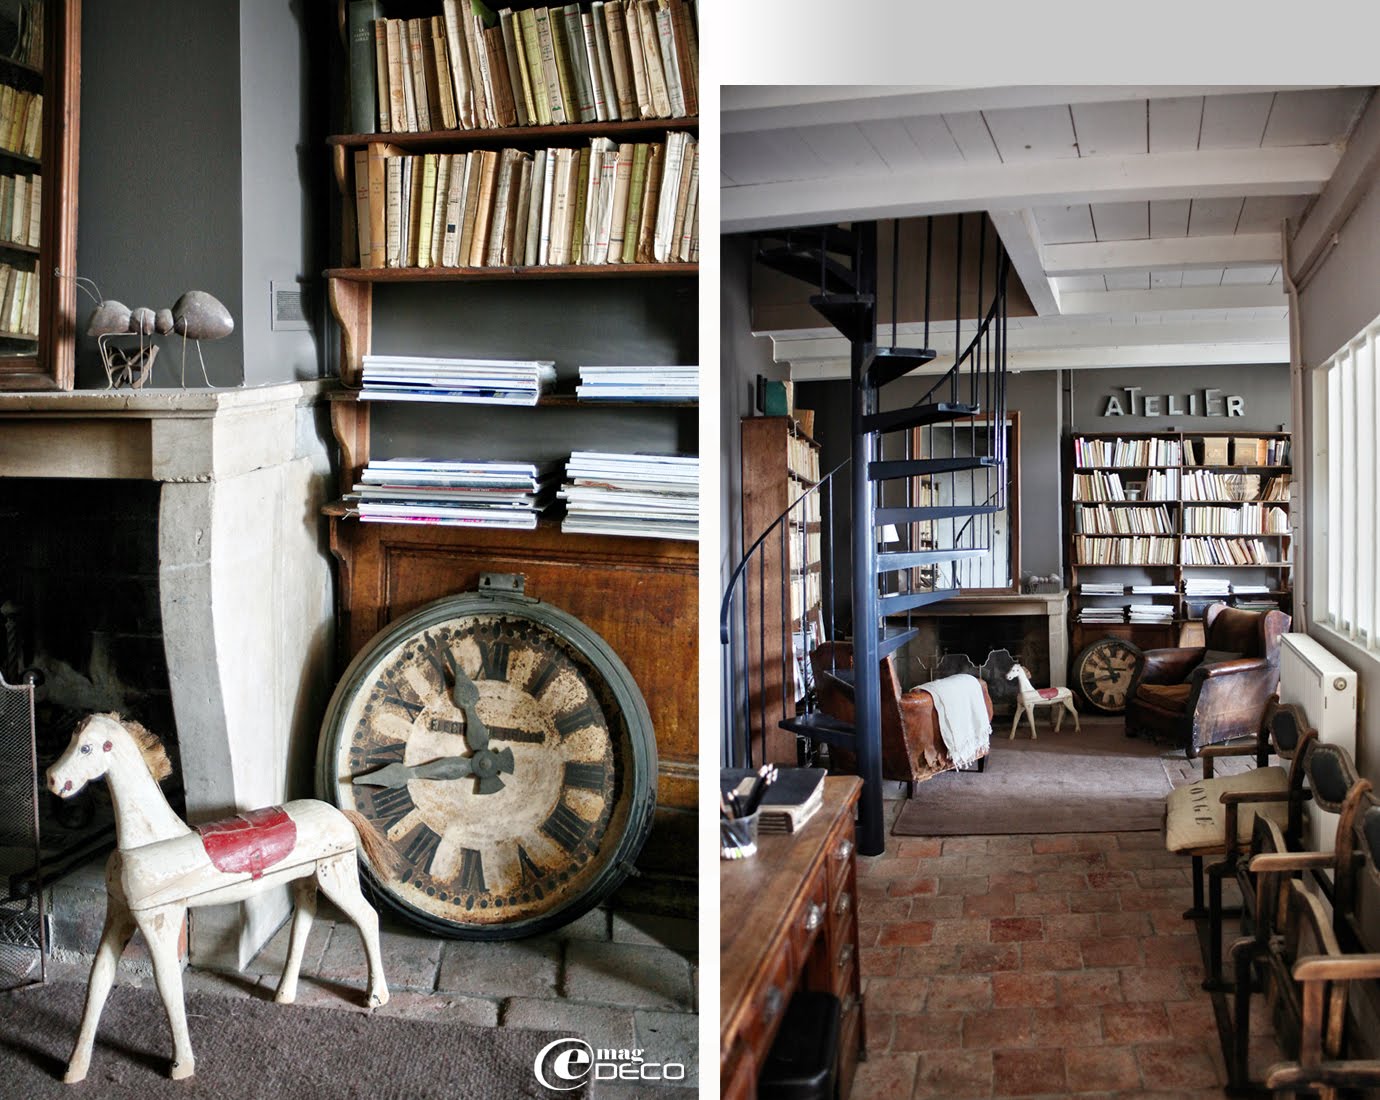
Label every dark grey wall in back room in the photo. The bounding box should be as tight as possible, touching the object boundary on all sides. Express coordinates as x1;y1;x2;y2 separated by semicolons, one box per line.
1067;364;1291;433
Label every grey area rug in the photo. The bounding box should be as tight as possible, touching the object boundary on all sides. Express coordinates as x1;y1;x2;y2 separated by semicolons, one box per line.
892;718;1251;837
0;982;584;1099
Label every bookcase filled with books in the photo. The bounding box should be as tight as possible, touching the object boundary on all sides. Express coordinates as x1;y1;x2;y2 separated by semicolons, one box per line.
1067;430;1292;654
325;0;698;913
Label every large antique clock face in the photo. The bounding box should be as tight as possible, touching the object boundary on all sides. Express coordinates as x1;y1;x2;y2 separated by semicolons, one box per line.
317;586;656;940
1073;637;1144;714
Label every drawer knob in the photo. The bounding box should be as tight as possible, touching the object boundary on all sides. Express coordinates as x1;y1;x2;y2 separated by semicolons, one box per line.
837;942;855;970
804;901;824;932
835;838;854;861
763;985;784;1023
835;891;852;917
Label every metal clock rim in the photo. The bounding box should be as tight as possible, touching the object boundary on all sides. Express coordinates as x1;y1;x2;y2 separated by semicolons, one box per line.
315;589;658;941
1072;635;1145;715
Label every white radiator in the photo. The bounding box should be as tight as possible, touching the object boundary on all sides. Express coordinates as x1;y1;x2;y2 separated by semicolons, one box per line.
1277;633;1357;852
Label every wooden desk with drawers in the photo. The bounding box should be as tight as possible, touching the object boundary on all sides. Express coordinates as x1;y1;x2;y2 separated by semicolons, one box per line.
720;777;865;1099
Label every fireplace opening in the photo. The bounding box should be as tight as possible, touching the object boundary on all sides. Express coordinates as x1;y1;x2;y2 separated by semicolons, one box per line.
0;478;185;885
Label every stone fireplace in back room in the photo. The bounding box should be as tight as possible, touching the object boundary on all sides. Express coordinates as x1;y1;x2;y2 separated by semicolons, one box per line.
0;384;337;970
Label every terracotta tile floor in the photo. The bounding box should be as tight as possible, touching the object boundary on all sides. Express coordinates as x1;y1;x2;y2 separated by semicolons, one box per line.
851;768;1283;1098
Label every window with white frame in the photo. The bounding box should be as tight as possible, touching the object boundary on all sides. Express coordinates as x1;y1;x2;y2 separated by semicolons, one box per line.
1318;310;1380;649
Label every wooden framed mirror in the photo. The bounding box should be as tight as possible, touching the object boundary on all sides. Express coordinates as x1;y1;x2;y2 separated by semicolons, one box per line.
0;0;78;391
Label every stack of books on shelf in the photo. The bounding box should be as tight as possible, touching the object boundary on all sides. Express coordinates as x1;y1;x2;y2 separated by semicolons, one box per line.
1262;475;1292;502
1078;606;1126;624
1181;537;1275;565
352;457;559;527
559;450;697;539
575;363;696;402
1074;504;1173;534
1080;582;1125;596
1074;535;1175;565
1130;584;1177;595
1073;437;1182;467
0;260;38;337
1183;503;1289;534
1128;604;1175;625
353;132;698;269
0;171;39;248
350;1;698;136
0;85;41;159
6;1;43;69
1185;577;1232;599
1231;582;1280;611
1226;436;1290;465
1144;469;1180;500
1071;471;1126;501
360;354;556;404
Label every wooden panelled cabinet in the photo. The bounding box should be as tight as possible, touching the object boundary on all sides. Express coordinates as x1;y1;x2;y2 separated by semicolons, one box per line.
323;1;699;911
740;414;823;765
721;778;865;1100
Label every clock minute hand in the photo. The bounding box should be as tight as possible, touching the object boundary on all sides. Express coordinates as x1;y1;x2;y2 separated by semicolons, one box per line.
451;667;491;751
352;757;474;788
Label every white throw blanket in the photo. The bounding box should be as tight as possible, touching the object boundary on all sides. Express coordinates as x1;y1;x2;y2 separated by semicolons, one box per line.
916;675;991;769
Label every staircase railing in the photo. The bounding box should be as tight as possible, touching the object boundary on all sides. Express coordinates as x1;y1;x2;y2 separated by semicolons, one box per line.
723;217;1010;854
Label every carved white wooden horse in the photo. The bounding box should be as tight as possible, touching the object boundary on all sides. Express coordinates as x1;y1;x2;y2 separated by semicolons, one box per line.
46;713;390;1083
1006;662;1081;739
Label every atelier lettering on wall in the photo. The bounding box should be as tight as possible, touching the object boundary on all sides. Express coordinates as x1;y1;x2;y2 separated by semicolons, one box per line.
1101;387;1245;418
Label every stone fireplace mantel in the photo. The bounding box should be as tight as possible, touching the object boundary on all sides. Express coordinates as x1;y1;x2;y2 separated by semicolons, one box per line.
0;383;337;969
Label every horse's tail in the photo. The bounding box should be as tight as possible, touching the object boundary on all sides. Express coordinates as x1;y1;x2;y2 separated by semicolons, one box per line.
340;809;397;872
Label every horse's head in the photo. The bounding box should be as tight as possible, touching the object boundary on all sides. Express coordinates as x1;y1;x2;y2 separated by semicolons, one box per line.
46;713;126;798
1005;663;1026;681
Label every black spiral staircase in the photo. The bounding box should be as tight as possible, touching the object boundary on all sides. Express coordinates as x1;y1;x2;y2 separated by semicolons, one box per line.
722;217;1011;856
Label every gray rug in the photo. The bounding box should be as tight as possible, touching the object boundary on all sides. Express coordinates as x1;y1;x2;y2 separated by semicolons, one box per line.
0;982;584;1098
892;719;1235;837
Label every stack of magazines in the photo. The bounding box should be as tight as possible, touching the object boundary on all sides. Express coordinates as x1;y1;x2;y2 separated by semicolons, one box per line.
360;355;556;405
353;458;559;528
560;451;698;539
576;364;698;403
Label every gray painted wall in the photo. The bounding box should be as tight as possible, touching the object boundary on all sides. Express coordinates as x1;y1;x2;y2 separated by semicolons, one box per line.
75;0;322;389
1066;364;1291;433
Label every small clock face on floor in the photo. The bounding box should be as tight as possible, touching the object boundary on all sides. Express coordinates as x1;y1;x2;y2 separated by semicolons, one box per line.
1073;637;1143;714
318;591;655;939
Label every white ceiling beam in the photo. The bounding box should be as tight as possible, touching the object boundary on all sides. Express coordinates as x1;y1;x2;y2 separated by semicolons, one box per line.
1291;89;1380;284
721;86;1329;135
1044;233;1282;276
771;318;1289;364
1060;285;1287;315
787;342;1289;381
722;146;1341;233
988;209;1061;316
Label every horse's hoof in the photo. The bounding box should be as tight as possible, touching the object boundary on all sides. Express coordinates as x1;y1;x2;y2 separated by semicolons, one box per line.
275;983;298;1005
170;1059;194;1080
63;1065;88;1084
367;987;389;1009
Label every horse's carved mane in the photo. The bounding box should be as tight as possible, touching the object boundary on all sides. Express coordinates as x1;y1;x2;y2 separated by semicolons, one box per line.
86;712;173;782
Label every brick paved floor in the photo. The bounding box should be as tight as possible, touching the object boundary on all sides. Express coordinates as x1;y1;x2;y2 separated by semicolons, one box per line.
851;726;1284;1099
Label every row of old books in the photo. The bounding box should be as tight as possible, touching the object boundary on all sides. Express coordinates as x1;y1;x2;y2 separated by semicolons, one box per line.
0;84;41;159
352;132;697;268
1181;537;1281;566
1072;437;1183;468
0;170;39;248
788;432;819;483
1182;504;1289;534
360;354;557;404
1073;504;1173;535
1181;470;1262;502
352;458;560;528
574;363;696;401
559;450;697;539
350;0;697;136
5;1;43;70
0;260;38;337
1187;436;1290;466
1073;535;1176;566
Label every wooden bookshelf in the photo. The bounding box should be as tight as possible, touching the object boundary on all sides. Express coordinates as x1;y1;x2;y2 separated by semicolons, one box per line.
324;0;699;914
1067;430;1293;653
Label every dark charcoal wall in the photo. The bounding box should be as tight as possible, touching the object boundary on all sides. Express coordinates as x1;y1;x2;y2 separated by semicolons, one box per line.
1066;364;1290;433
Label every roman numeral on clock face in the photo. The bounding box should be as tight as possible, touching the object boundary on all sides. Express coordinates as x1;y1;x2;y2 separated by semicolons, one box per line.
563;761;607;790
368;785;416;830
363;741;406;767
478;637;511;681
379;675;425;722
401;824;442;875
525;656;561;699
419;632;458;687
516;843;545;886
540;801;590;852
554;700;601;739
458;847;485;893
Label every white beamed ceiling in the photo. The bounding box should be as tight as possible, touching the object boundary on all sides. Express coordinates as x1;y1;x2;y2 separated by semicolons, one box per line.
723;85;1376;378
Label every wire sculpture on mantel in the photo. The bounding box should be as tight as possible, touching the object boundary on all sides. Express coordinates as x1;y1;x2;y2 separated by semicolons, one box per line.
71;277;235;390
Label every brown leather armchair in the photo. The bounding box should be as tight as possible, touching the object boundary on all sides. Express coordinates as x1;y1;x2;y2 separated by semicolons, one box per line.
811;641;993;794
1125;603;1291;757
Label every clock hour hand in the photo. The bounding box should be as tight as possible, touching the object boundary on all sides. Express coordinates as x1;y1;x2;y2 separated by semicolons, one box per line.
353;756;474;788
451;666;491;752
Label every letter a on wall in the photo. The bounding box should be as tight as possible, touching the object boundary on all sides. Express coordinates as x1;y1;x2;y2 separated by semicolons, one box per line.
1103;396;1124;416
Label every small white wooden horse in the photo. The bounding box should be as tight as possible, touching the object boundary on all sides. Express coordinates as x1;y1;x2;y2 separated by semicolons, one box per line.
1006;662;1080;739
46;713;391;1083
